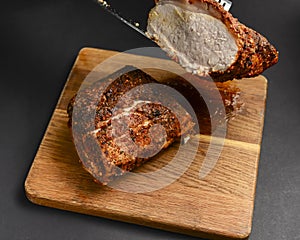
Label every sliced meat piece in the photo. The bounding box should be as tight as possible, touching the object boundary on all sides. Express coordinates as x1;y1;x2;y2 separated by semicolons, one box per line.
68;66;195;184
147;0;279;81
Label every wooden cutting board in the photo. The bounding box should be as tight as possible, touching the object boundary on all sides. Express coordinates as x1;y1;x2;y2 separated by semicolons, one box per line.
25;48;268;240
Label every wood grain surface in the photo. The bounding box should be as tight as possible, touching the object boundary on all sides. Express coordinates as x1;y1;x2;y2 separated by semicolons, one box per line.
25;48;268;240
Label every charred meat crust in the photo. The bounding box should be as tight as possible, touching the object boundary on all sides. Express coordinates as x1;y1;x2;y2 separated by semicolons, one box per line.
68;66;195;184
202;0;279;81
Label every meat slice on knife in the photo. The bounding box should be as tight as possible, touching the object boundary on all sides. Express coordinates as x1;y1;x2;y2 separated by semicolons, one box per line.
147;0;279;81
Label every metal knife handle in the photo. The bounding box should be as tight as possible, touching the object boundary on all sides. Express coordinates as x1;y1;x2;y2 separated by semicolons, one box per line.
215;0;232;11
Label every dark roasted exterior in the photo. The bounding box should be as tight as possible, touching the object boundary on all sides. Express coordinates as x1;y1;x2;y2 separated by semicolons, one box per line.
68;67;195;184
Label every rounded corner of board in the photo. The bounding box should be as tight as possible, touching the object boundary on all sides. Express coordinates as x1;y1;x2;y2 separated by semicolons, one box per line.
24;177;39;206
259;75;269;85
78;47;93;56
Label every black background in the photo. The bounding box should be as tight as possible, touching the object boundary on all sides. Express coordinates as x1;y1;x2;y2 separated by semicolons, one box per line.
1;0;299;239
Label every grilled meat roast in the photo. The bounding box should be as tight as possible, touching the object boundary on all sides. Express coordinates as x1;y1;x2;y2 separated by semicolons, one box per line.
68;67;195;184
147;0;279;81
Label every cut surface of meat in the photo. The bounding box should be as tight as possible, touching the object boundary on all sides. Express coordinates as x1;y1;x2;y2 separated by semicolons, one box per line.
147;0;279;81
147;2;238;74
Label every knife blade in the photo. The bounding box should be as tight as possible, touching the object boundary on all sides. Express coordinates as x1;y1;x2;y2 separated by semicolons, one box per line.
95;0;148;38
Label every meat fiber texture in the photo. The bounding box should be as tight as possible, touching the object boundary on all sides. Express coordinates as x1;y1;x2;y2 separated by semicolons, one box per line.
147;0;279;82
68;66;195;184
